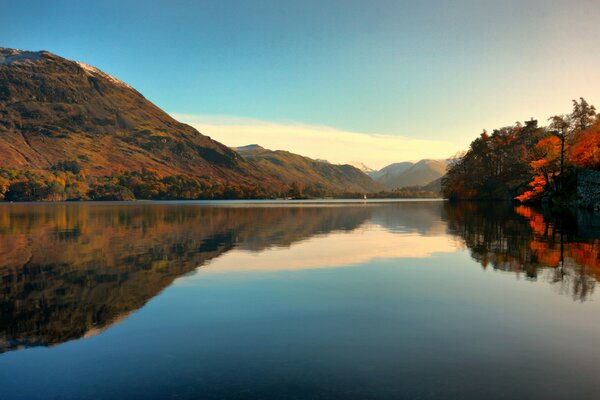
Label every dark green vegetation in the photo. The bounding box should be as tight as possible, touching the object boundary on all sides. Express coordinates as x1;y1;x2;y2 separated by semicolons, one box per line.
442;98;600;206
0;48;380;200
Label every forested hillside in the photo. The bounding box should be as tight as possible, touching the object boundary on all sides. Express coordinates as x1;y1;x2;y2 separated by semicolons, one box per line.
442;98;600;205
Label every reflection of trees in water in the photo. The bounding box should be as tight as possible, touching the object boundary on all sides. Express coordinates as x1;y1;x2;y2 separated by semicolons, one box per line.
0;204;375;354
444;202;600;301
0;201;449;354
4;201;594;354
370;201;446;236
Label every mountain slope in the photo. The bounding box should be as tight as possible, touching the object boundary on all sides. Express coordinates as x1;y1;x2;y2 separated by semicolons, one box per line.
0;48;279;188
373;159;447;189
236;145;382;193
347;161;375;174
422;177;442;193
369;162;414;181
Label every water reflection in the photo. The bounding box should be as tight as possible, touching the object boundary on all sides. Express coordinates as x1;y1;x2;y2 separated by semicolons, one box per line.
0;201;598;355
444;203;600;301
0;203;374;353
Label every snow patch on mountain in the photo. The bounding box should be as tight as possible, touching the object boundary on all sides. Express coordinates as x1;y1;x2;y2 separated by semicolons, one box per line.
0;49;42;65
77;62;132;89
347;161;375;174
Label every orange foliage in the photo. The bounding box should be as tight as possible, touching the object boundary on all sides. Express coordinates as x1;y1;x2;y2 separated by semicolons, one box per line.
516;136;562;202
515;205;551;236
529;240;561;267
536;135;562;158
515;206;600;277
569;125;600;169
571;242;600;267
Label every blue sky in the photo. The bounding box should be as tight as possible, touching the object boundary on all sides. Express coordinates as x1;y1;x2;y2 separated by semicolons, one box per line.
2;0;599;167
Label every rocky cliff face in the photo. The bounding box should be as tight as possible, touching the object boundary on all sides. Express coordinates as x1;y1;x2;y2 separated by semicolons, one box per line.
577;169;600;211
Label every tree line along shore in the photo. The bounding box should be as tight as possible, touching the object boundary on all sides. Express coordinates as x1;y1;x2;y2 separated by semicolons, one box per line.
442;98;600;209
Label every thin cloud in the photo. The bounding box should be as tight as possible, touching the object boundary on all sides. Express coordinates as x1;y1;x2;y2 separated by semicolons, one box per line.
172;113;459;169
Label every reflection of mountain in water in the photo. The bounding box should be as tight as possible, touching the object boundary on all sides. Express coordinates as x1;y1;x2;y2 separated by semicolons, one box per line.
444;203;600;301
2;201;598;354
370;201;447;235
0;203;377;354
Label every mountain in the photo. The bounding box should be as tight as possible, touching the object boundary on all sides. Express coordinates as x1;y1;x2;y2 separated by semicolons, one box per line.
0;48;383;198
235;145;382;193
0;48;282;190
372;159;447;189
369;162;414;181
347;161;375;174
422;177;442;193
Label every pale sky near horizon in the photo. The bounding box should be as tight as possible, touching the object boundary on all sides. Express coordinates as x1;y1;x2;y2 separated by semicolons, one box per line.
2;0;599;168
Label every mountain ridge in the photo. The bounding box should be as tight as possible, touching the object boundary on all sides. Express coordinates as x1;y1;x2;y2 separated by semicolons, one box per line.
0;47;259;182
0;48;380;199
235;145;381;194
370;159;448;189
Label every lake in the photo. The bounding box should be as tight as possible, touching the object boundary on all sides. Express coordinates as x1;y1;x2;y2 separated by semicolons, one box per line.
0;200;599;399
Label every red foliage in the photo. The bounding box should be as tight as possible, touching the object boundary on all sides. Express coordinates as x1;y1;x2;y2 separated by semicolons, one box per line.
569;124;600;169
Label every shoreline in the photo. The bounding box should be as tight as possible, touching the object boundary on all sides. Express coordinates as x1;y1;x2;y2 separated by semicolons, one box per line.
0;198;446;206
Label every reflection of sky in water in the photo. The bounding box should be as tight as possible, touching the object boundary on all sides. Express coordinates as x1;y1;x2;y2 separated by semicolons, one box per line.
1;202;600;400
194;224;458;274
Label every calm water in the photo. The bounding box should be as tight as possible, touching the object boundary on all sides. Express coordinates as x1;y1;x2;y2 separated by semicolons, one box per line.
0;200;599;399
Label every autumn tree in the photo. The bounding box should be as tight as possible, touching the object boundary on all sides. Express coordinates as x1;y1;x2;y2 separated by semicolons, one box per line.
443;122;542;200
570;97;596;132
515;136;561;202
548;115;570;191
442;99;597;203
569;120;600;169
0;177;9;200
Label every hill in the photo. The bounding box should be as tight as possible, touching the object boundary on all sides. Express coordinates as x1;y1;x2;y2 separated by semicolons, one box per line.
235;145;382;194
371;159;447;189
422;177;442;193
369;162;414;181
0;48;380;200
347;161;375;174
0;48;275;185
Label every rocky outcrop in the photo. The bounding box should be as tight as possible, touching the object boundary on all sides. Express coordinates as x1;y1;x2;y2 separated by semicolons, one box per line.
576;169;600;211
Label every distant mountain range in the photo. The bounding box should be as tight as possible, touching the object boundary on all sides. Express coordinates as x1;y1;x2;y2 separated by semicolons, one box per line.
368;159;448;190
236;145;381;193
0;47;448;199
0;48;378;196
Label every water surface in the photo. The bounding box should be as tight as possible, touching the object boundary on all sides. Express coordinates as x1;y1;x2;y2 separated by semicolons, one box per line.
0;200;599;399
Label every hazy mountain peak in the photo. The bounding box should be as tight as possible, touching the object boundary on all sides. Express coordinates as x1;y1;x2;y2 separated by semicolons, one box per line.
235;144;265;151
371;159;447;189
347;161;375;174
